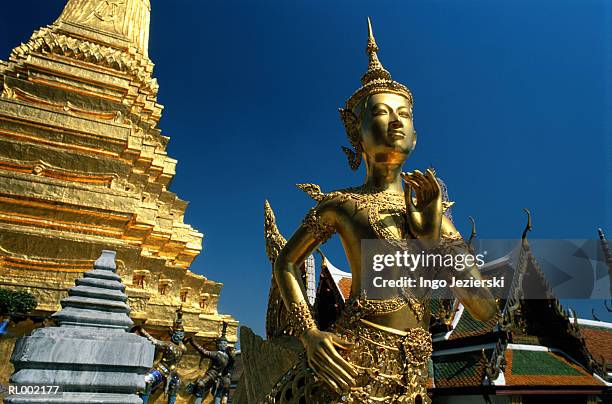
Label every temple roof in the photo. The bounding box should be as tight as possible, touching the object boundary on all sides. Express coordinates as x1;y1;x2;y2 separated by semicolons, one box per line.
447;307;498;341
577;320;612;372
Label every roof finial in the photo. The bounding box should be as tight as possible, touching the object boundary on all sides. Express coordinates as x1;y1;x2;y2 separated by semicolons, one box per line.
521;208;532;240
468;216;477;245
598;228;612;307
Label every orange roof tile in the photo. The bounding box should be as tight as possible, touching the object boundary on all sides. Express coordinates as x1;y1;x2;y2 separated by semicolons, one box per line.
580;327;612;365
337;277;351;300
432;351;487;388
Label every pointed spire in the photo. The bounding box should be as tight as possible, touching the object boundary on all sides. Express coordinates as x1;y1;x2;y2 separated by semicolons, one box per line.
365;17;380;67
361;17;392;85
366;17;378;53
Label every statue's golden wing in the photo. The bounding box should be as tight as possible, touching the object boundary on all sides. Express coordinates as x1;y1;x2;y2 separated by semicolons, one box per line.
264;200;308;340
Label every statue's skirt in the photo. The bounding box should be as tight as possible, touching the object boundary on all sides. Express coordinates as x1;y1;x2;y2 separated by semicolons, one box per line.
265;316;433;403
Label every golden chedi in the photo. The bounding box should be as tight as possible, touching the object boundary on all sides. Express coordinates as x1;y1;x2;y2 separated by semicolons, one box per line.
237;19;497;403
0;0;236;397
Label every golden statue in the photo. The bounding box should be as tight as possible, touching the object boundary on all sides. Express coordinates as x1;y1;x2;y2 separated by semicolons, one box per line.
242;18;498;404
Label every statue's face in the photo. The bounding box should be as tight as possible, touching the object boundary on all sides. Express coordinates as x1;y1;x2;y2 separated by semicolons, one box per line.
217;340;228;351
171;330;184;344
358;92;415;163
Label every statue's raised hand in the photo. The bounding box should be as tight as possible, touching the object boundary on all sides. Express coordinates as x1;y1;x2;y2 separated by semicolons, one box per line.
402;168;442;240
300;328;357;393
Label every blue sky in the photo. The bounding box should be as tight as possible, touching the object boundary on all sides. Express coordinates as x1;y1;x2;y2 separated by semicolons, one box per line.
1;0;610;336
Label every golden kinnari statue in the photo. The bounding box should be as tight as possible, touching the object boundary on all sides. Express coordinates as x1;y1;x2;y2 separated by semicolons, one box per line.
241;18;497;404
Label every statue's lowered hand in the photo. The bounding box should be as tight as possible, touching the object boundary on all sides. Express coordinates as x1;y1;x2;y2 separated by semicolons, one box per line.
300;328;358;394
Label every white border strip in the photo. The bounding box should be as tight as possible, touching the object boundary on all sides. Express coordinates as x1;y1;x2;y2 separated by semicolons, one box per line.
575;318;612;330
507;344;548;352
491;369;506;386
593;373;612;387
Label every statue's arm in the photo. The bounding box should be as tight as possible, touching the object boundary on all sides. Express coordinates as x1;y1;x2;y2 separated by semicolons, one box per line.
139;328;165;349
440;216;498;322
273;202;358;392
274;225;320;312
274;201;343;316
189;339;214;359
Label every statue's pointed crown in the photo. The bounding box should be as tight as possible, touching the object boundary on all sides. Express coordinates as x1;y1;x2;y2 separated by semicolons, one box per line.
339;18;414;170
219;321;229;343
173;305;184;332
343;17;413;113
361;17;392;85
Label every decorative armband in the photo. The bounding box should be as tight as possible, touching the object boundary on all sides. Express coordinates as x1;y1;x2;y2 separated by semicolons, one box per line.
302;207;335;244
441;232;463;241
288;301;317;338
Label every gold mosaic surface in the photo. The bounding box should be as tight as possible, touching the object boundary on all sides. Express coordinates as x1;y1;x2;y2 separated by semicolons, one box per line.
0;2;236;401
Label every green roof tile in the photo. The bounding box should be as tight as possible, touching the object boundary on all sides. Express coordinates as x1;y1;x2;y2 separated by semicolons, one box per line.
433;350;490;386
511;350;583;376
450;308;497;339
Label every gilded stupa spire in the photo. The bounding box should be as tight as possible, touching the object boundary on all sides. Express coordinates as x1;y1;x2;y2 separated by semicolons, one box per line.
55;0;151;57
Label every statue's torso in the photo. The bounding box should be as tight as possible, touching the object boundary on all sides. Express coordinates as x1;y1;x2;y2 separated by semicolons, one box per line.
206;350;229;375
157;342;186;374
317;188;427;331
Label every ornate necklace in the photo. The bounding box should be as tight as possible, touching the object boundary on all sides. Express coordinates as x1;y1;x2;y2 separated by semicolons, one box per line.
327;186;408;241
331;187;426;319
